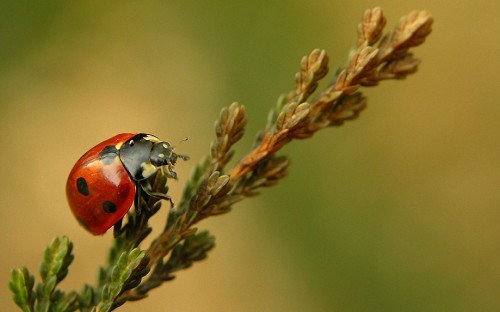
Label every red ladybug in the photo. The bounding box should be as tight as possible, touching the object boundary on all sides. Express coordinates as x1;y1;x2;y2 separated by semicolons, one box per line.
66;133;187;235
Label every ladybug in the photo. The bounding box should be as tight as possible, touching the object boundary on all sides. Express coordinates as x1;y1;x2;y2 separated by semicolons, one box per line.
66;133;188;235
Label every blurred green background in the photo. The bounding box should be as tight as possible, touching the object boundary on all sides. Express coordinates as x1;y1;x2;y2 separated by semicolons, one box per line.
1;1;499;311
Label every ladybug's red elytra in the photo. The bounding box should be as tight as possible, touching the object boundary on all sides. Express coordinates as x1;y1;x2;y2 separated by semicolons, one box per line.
66;133;188;235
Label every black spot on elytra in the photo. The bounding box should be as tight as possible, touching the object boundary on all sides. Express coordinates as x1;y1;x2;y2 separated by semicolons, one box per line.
99;145;119;165
102;201;117;213
76;177;89;196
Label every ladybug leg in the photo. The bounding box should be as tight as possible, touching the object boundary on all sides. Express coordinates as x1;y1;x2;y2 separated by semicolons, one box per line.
134;182;143;215
113;218;124;238
166;165;178;180
139;179;175;208
165;154;189;180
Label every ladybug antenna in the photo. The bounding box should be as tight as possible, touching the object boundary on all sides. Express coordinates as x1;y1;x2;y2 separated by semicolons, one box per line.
172;138;189;162
172;137;188;150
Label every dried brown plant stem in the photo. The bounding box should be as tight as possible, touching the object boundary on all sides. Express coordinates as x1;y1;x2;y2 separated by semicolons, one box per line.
115;6;433;307
231;7;432;180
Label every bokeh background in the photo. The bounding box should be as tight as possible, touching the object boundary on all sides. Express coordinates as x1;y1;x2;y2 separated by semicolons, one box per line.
1;1;499;311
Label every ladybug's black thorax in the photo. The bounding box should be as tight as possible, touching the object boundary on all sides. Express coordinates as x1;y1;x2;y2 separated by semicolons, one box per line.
119;133;158;181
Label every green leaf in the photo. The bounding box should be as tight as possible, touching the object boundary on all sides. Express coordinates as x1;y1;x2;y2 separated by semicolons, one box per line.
9;267;35;312
53;291;79;312
35;236;74;312
96;248;146;312
165;230;215;272
40;236;74;283
78;284;96;311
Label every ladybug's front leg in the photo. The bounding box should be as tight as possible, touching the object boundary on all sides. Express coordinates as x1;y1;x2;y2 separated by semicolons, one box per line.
138;179;174;208
113;218;125;238
134;182;143;215
165;154;189;180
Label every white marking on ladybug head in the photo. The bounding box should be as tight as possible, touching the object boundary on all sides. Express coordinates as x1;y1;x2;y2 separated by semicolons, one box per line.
158;153;165;158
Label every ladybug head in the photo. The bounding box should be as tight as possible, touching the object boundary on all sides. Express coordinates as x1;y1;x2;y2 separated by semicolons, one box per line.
150;141;176;166
150;141;189;179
